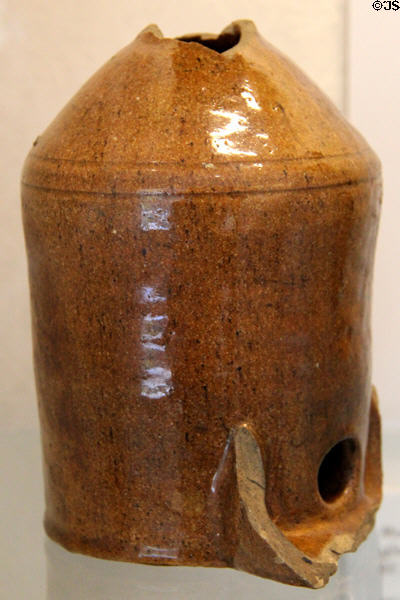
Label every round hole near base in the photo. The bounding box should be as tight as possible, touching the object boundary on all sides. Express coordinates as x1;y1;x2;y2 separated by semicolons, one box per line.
318;438;358;503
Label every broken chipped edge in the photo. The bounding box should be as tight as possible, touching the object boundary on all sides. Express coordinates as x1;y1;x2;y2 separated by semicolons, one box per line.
232;399;381;589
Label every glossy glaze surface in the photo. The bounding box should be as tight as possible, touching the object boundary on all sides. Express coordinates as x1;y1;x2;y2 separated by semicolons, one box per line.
22;21;382;588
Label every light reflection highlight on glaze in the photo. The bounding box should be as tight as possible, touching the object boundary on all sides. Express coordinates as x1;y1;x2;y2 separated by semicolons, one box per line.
208;81;276;158
142;313;168;341
141;365;172;400
256;133;269;143
210;432;232;494
139;201;173;400
141;286;167;304
138;545;178;559
209;109;257;157
241;82;261;111
140;303;172;400
140;202;170;231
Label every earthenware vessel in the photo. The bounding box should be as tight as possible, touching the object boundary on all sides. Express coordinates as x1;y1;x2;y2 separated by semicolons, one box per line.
22;20;382;588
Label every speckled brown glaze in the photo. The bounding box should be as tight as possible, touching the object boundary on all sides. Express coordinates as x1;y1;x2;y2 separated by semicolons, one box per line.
22;21;382;588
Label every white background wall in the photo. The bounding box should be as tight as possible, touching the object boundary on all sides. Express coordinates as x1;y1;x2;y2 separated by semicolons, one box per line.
349;0;400;430
0;0;398;431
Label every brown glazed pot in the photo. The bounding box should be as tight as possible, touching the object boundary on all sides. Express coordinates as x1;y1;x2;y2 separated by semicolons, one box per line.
22;21;382;588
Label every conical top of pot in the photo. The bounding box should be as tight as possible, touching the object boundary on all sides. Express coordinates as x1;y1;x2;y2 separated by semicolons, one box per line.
22;20;380;196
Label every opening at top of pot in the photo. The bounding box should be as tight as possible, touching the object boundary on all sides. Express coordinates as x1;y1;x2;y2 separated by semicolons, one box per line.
177;27;241;54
